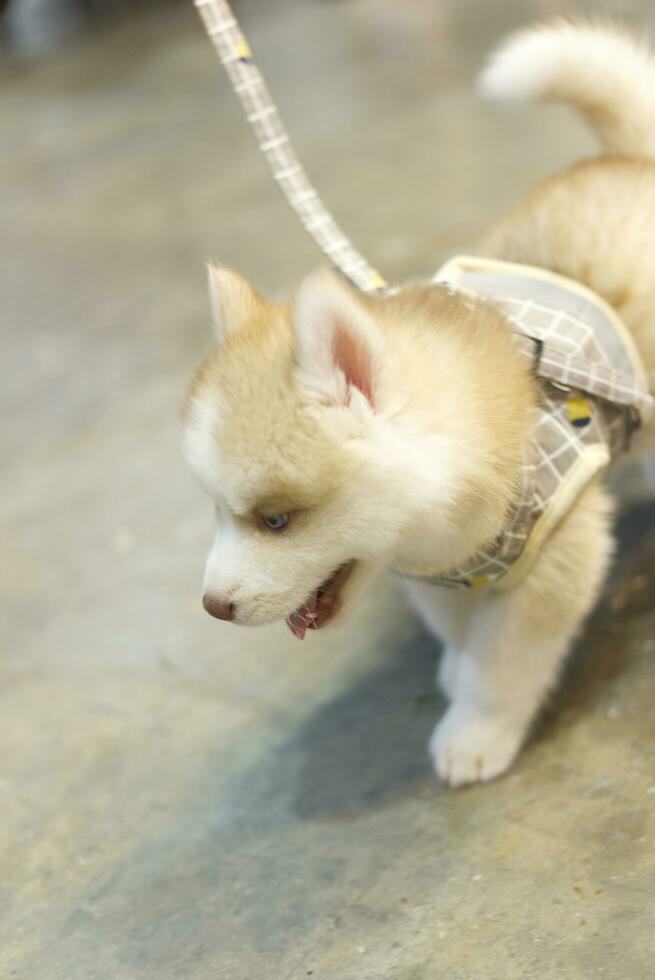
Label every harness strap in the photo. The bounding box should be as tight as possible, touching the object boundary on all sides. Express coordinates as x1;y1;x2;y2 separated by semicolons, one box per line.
515;332;654;420
192;0;387;293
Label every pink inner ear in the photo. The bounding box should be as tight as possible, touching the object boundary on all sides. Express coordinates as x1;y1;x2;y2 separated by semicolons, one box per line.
331;319;375;406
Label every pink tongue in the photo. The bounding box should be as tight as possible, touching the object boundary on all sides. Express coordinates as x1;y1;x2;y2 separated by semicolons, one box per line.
286;615;307;640
285;590;318;641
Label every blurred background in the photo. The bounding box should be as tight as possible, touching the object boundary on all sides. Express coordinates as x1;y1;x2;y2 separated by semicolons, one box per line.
2;1;654;978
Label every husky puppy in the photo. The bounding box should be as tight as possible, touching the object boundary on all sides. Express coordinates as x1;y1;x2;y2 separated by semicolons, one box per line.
183;23;655;785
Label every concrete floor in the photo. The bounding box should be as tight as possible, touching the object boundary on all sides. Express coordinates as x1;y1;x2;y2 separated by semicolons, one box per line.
2;1;655;977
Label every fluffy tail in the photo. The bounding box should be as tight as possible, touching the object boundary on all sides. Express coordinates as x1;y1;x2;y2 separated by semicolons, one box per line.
479;21;655;159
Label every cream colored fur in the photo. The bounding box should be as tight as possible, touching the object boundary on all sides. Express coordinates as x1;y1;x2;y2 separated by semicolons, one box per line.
183;22;655;786
479;20;655;158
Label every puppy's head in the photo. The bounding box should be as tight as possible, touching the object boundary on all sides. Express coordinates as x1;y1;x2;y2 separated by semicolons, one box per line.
183;265;437;638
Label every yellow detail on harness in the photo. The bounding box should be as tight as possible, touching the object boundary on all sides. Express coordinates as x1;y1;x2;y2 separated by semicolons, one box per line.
369;271;388;290
235;38;252;61
566;395;592;427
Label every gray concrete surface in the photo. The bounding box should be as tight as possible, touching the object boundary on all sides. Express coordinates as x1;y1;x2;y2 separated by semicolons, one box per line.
2;1;654;977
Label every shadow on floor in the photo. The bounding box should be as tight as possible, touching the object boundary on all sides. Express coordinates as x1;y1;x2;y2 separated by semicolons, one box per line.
291;625;443;821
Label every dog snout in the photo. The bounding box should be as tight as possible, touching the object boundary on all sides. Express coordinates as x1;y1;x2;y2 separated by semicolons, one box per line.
202;594;235;622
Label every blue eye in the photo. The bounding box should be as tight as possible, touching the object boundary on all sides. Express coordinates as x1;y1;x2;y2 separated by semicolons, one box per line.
262;512;289;531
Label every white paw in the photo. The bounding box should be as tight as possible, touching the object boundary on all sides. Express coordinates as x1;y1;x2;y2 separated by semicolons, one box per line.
436;646;459;700
429;705;525;787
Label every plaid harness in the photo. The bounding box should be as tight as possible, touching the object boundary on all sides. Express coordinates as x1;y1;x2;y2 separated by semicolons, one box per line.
397;256;654;590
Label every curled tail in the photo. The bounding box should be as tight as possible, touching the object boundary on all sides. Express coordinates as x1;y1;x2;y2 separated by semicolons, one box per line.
479;21;655;159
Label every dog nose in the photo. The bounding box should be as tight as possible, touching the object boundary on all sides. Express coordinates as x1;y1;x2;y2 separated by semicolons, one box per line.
202;594;235;622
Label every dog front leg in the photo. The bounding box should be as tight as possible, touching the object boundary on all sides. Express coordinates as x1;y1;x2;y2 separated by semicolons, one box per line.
430;483;614;786
404;579;479;700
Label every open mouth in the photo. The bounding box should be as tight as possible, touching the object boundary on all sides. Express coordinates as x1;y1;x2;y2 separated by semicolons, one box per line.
285;561;355;640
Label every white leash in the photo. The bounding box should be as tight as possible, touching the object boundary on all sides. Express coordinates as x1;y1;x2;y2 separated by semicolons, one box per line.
192;0;387;292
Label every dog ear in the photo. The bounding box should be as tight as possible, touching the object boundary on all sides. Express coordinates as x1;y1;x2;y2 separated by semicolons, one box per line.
293;269;384;409
207;264;262;348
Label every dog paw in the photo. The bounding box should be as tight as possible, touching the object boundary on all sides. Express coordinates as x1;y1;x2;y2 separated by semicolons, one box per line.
429;706;524;787
436;646;460;700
